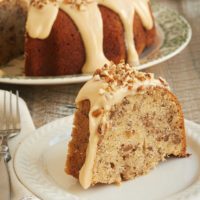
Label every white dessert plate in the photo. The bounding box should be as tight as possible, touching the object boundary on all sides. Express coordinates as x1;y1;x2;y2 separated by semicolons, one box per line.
14;115;200;200
0;5;192;85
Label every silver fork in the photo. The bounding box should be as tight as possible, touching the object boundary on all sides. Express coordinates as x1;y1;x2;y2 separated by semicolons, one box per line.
0;91;21;200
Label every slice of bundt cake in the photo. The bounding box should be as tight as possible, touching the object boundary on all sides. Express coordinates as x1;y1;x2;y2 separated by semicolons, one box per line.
25;0;156;76
65;61;187;189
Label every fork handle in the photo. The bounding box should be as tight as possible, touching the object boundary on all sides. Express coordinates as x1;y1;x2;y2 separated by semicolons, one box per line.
0;155;11;200
0;135;11;162
0;136;11;200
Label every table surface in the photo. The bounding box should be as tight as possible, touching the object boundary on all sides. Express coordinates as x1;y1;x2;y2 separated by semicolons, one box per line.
0;0;200;128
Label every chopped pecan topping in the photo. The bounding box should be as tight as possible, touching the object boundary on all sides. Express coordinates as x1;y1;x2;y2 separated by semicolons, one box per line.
137;85;145;92
31;0;58;9
92;108;104;117
64;0;93;10
92;60;169;97
159;77;169;87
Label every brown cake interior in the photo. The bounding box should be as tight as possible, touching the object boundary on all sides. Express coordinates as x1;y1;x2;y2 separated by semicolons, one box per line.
66;100;90;178
0;0;27;65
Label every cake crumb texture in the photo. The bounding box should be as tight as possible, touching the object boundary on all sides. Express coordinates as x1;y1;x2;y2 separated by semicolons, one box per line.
92;87;186;185
66;86;186;186
0;0;28;65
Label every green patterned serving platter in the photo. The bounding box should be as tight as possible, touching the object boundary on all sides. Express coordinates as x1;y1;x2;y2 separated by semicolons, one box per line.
0;5;192;85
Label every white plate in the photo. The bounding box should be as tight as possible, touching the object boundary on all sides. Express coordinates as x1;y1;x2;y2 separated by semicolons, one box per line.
14;116;200;200
0;5;192;85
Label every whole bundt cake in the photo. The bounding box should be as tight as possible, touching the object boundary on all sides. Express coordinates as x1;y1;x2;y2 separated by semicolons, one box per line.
25;0;156;76
65;61;187;189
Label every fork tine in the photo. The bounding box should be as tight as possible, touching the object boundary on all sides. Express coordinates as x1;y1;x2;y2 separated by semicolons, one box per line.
15;91;21;130
0;91;21;133
0;92;4;131
4;91;8;130
9;91;13;130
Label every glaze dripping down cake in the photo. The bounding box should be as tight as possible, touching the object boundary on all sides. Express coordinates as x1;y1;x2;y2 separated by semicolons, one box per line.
65;61;187;189
25;0;156;76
